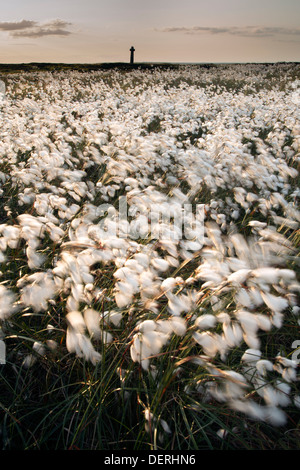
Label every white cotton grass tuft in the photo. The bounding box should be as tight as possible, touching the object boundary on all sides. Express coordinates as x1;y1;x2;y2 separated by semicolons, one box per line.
151;257;170;272
22;354;37;369
143;408;171;437
227;269;251;285
66;311;86;333
46;339;58;351
236;288;253;308
251;267;280;284
26;246;45;269
241;349;262;364
137;319;156;333
130;317;187;369
160;418;172;435
102;310;123;326
294;396;300;409
222;321;243;348
65;309;102;363
255;313;272;331
0;64;299;429
100;330;114;344
115;291;133;308
160;276;183;293
193;331;227;358
19;272;57;312
0;285;18;320
256;359;274;376
194;314;217;330
167;292;191;316
230;399;287;426
260;291;289;313
169;316;187;336
83;308;101;340
66;328;101;364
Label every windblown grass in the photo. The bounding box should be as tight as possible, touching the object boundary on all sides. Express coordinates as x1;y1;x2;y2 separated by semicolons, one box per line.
0;63;299;450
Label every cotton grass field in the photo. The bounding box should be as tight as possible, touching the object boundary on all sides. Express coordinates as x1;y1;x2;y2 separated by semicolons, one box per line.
0;62;299;450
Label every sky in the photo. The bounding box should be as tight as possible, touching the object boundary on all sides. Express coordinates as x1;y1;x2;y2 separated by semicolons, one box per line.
0;0;299;63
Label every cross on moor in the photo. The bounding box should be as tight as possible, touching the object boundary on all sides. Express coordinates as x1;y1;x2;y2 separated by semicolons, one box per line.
130;46;135;64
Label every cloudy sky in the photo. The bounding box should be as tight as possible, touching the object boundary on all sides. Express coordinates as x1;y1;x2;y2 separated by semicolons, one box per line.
0;0;299;63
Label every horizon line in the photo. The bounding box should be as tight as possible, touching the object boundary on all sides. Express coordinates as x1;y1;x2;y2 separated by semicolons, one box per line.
0;60;299;66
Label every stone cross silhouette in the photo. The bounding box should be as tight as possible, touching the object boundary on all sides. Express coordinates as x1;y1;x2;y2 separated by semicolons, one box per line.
130;46;135;64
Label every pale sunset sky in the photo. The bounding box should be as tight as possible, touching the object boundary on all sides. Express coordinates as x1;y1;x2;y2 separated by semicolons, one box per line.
0;0;299;63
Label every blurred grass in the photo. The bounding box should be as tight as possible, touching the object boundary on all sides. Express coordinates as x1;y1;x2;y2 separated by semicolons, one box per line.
0;63;299;450
1;332;299;450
